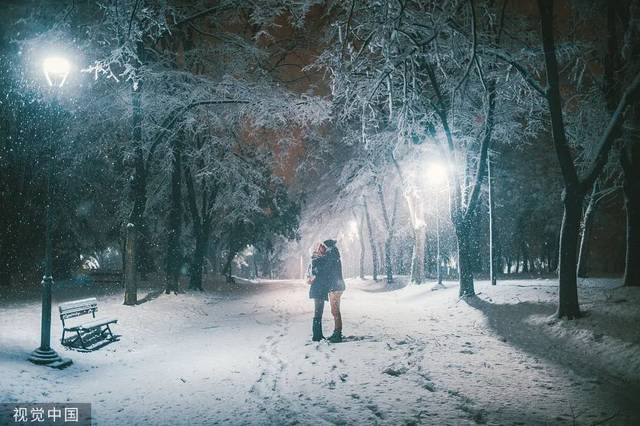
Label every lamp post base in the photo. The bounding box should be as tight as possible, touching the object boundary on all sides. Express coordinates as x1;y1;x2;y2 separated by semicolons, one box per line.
28;348;72;369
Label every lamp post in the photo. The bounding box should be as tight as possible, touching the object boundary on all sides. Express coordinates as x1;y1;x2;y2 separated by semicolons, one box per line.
28;56;72;369
435;191;442;284
488;154;497;286
427;162;448;286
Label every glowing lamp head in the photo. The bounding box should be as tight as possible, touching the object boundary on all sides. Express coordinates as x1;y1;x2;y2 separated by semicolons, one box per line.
43;56;71;87
349;220;358;234
427;162;448;185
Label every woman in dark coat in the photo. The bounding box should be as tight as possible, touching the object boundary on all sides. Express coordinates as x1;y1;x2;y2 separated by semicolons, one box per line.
307;242;330;341
323;239;346;343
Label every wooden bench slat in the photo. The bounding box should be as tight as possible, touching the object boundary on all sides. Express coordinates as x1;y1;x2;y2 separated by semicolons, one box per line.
59;298;98;313
61;309;95;320
64;317;118;331
79;317;117;330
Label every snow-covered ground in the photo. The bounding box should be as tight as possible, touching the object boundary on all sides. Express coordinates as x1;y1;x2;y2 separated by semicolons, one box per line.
1;276;639;425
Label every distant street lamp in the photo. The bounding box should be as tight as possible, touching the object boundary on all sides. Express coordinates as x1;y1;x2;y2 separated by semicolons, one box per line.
427;162;448;285
28;56;72;368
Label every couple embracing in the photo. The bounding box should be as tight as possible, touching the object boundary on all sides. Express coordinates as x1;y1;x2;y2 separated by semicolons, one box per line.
306;239;345;343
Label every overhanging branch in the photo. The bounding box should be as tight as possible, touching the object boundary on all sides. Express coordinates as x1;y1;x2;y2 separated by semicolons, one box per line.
479;47;546;96
145;99;251;167
581;71;640;190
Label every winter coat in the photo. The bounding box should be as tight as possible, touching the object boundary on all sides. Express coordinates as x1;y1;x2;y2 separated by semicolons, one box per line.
323;240;346;293
308;254;330;301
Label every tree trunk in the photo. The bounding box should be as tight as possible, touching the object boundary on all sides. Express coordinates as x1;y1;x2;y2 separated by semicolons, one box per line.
223;247;236;282
0;205;14;285
165;140;183;294
189;226;209;291
455;220;475;297
410;227;426;284
0;115;9;286
362;195;378;281
128;83;151;279
496;245;504;277
520;238;530;273
356;212;366;279
622;142;640;286
557;189;583;318
0;245;9;285
577;184;598;278
615;0;640;286
397;244;405;275
551;233;560;273
384;239;393;284
622;186;640;287
263;243;274;278
390;156;427;283
376;184;398;285
251;247;258;279
539;0;640;317
209;240;219;275
424;227;431;278
123;223;137;305
184;161;213;292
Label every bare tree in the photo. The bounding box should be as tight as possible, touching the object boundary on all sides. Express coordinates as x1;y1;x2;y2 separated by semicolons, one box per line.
536;0;640;317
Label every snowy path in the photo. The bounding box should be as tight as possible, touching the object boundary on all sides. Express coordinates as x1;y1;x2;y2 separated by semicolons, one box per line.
1;277;638;425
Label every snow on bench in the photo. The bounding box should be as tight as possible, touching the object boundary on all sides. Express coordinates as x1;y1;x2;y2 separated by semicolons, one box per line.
59;297;118;350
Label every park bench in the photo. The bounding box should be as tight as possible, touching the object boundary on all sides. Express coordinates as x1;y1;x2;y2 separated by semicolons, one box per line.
59;298;118;350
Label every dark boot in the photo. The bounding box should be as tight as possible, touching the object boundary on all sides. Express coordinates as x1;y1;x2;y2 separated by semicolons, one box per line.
312;318;324;341
328;330;342;343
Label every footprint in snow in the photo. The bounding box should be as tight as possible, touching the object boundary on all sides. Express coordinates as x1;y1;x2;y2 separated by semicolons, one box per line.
383;365;408;376
366;404;385;419
341;335;377;342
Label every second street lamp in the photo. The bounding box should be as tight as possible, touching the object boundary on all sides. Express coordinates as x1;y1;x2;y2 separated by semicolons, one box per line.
28;55;72;369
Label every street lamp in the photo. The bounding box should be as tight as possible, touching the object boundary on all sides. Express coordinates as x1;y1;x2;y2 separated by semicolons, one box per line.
487;153;497;286
42;57;71;87
28;56;72;368
427;162;448;286
427;162;448;185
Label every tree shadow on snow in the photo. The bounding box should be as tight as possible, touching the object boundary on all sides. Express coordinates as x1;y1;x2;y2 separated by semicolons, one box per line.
465;296;640;421
136;289;164;305
0;343;34;364
464;298;558;369
467;296;639;356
